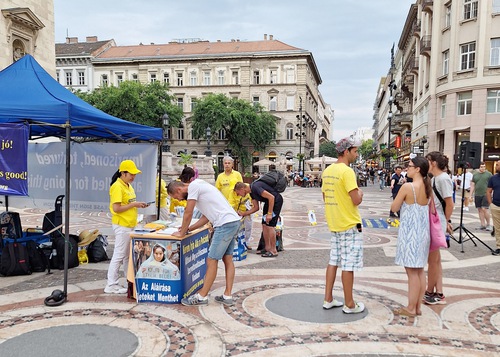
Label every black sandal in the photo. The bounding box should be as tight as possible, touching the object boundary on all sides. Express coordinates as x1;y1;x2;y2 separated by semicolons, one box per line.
261;251;278;258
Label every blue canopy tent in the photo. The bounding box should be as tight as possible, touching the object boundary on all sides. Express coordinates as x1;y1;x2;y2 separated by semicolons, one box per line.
0;55;162;305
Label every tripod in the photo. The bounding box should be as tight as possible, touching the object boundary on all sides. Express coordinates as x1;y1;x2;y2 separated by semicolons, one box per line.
452;163;494;253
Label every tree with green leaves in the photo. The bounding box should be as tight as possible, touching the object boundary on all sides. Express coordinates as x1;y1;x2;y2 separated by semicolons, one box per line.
319;140;338;158
74;81;184;129
358;139;375;161
190;93;277;171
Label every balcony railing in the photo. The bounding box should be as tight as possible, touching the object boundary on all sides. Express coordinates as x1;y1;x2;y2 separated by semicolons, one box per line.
420;35;431;57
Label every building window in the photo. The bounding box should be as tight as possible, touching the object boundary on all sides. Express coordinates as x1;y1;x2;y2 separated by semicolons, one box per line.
443;50;449;75
252;96;260;107
218;128;226;140
218;70;225;85
190;97;197;111
177;72;183;86
78;71;85;85
487;89;500;113
445;4;452;27
203;71;211;85
491;38;500;66
286;69;295;83
149;73;157;83
190;71;197;86
494;0;500;13
286;95;295;110
463;0;478;20
440;96;446;119
457;91;472;115
65;71;72;86
56;71;60;83
269;96;277;111
270;69;277;84
163;72;170;84
286;124;294;140
460;42;475;70
116;73;123;85
101;74;108;87
177;125;184;140
253;70;260;84
132;73;138;82
232;70;239;85
177;97;184;110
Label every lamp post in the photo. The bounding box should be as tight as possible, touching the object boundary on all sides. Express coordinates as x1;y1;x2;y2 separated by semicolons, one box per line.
157;113;169;219
295;96;306;176
385;45;396;170
205;126;212;157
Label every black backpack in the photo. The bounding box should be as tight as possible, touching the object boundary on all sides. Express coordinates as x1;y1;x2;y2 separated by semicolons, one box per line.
0;212;23;249
255;170;287;193
0;240;31;276
50;234;79;270
87;235;109;263
26;240;49;273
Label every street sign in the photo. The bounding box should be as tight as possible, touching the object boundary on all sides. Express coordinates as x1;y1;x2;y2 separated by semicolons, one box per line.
413;145;424;154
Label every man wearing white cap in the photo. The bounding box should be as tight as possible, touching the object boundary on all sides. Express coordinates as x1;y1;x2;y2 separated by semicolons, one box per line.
321;137;365;314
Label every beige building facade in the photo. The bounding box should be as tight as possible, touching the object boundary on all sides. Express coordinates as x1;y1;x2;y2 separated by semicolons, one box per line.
375;0;500;173
0;0;55;73
56;35;332;172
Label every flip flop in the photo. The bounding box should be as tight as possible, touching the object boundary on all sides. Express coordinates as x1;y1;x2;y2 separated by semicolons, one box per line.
393;308;416;317
261;251;278;258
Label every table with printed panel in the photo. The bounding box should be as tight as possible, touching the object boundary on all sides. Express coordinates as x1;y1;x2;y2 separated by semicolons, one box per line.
127;225;210;304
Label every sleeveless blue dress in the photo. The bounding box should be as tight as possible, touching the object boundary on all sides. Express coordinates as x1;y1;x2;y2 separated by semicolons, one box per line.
395;183;430;268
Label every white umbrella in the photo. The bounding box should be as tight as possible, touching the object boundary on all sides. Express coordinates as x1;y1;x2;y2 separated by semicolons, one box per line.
253;158;276;166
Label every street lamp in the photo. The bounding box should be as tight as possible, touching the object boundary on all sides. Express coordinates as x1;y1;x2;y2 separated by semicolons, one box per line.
157;113;169;219
385;46;397;170
205;126;212;157
162;113;170;152
295;96;306;175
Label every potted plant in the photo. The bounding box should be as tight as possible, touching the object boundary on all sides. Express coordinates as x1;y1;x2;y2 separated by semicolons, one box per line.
243;172;253;184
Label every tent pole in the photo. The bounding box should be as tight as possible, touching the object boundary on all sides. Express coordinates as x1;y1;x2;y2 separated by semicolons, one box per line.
157;144;162;220
63;123;71;299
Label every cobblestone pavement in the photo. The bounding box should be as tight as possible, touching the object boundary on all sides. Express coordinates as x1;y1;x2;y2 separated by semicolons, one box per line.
0;183;499;356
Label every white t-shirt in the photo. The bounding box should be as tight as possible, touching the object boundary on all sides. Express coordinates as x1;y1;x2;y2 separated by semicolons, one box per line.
187;179;240;228
463;171;473;190
432;172;453;234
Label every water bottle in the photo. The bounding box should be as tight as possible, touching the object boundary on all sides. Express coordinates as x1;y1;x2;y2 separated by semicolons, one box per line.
445;234;450;248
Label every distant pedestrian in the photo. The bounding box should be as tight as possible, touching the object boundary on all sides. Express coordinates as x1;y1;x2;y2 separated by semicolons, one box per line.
390;166;405;217
487;160;500;256
320;137;365;314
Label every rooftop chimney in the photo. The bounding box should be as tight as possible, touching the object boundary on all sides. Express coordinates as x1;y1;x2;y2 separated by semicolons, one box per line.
86;36;98;42
66;37;78;44
269;34;273;40
264;34;267;40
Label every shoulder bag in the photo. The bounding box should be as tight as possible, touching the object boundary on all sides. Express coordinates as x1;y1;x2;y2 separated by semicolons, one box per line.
429;196;447;251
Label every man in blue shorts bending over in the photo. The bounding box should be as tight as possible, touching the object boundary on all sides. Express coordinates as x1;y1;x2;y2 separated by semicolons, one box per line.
168;179;241;306
321;137;365;314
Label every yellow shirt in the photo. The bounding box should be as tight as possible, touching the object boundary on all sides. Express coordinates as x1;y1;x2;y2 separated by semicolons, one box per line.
230;191;252;212
169;197;187;213
156;177;168;208
215;170;243;201
109;177;138;228
321;163;361;232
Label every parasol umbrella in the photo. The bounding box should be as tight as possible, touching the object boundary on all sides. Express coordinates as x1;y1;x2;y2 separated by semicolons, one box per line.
253;158;276;166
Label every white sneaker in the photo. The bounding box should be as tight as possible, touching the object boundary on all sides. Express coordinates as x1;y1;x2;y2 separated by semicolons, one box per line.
323;299;343;309
342;301;365;314
119;281;129;289
486;226;493;232
464;207;469;211
104;284;127;294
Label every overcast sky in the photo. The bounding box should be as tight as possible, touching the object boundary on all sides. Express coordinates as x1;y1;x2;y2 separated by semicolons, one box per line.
54;0;415;141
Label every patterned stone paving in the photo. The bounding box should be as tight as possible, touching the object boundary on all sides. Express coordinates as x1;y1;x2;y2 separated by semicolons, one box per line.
0;184;499;356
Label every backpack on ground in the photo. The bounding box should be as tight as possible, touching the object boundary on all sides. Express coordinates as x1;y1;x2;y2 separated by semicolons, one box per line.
50;234;79;270
87;234;109;263
255;170;287;193
0;239;31;276
26;240;49;273
0;212;23;252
